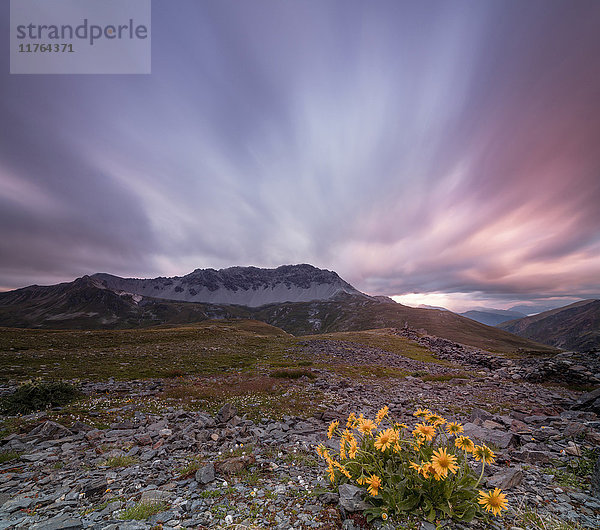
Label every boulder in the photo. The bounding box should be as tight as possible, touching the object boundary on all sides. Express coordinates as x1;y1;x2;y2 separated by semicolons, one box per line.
338;483;369;512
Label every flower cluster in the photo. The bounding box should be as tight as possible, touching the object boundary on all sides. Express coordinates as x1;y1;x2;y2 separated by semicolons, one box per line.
316;407;508;523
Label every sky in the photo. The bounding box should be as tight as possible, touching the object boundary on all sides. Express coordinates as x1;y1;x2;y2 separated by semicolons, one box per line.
1;0;599;313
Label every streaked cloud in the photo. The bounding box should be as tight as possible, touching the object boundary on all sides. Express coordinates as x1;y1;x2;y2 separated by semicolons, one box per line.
0;0;598;310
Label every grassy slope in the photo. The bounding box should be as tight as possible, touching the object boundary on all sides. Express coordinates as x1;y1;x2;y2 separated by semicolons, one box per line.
254;298;558;355
0;320;291;381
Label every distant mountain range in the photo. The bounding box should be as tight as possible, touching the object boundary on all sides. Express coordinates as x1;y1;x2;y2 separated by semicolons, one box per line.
498;299;600;352
459;307;527;326
92;264;362;307
0;265;556;355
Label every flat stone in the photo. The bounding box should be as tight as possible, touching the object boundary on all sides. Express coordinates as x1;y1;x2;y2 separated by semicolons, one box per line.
27;421;72;441
82;477;108;498
487;468;524;490
141;489;172;503
462;422;518;449
30;514;83;530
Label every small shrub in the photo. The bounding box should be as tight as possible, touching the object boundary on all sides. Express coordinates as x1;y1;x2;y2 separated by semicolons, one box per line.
0;379;79;415
118;501;169;520
271;369;315;380
316;407;507;523
0;451;20;464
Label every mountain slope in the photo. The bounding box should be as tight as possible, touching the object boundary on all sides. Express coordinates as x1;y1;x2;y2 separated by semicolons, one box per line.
498;299;600;352
0;265;558;355
252;295;557;355
460;308;526;326
92;264;363;307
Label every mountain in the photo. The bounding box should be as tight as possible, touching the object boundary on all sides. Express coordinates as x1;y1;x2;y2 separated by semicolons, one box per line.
498;299;600;352
0;265;558;355
460;307;527;326
92;264;363;307
0;275;243;329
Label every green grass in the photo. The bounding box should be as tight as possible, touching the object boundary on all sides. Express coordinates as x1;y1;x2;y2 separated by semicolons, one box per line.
0;321;292;382
175;455;205;478
512;505;586;529
100;455;139;468
545;449;596;489
0;451;20;464
118;501;169;520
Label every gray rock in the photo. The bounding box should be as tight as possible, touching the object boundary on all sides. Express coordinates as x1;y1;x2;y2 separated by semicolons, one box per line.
195;463;215;484
338;483;369;512
27;420;72;440
141;489;172;503
463;422;518;449
487;468;524;490
82;477;108;498
217;403;237;424
1;494;36;513
572;387;600;413
31;514;83;529
317;492;339;504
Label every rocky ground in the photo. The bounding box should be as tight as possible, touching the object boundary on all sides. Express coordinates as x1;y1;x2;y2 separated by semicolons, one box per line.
1;330;599;529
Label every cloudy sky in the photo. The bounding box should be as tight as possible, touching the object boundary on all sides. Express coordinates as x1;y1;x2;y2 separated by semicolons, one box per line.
1;0;599;312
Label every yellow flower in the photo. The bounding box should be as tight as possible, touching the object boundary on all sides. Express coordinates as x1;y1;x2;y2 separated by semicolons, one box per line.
327;463;335;483
375;406;389;425
413;408;431;418
374;428;396;452
356;475;366;485
473;445;495;464
357;418;376;435
365;474;382;496
478;488;508;516
431;447;459;478
455;436;475;453
334;461;351;478
413;422;436;442
446;422;464;434
346;412;357;429
409;461;431;478
348;439;358;459
395;422;408;430
381;512;388;521
327;420;339;439
426;413;446;426
339;438;346;460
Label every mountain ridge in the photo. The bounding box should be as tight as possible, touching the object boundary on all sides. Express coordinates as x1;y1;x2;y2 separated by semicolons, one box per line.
91;264;364;307
0;264;559;355
498;299;600;352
